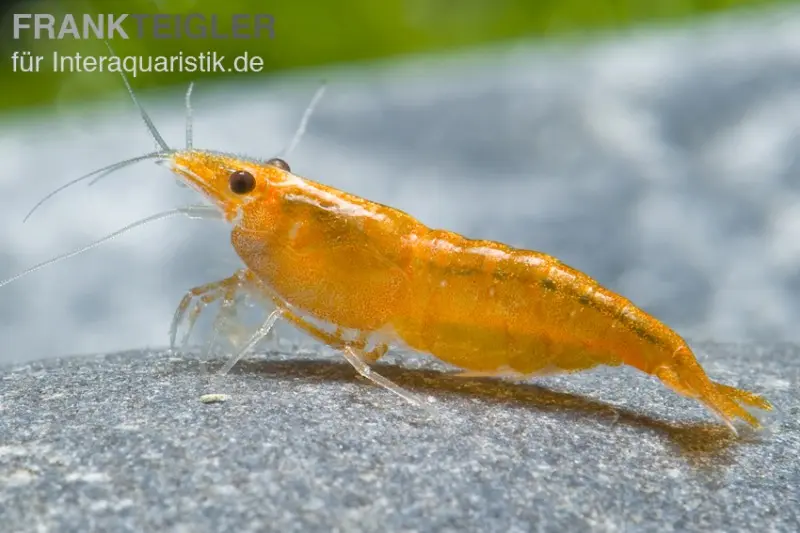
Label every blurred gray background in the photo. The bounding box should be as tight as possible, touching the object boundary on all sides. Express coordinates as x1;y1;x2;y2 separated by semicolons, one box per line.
2;6;800;365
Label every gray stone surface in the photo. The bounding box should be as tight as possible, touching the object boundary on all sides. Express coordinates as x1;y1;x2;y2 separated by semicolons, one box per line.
0;344;798;532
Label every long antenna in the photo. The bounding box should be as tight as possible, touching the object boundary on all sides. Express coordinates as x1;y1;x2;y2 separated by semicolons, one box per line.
104;41;170;152
185;82;195;150
281;82;327;159
23;43;175;223
23;151;169;222
1;205;221;289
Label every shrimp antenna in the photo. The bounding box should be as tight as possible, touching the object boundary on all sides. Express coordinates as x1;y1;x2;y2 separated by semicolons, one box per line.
185;82;195;150
104;40;171;153
23;151;170;222
1;205;221;289
22;43;174;222
280;81;327;159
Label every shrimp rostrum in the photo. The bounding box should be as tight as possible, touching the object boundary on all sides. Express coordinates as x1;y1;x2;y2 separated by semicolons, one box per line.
4;71;772;436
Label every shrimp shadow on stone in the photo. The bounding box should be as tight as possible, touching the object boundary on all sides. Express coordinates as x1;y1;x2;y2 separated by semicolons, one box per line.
222;353;753;466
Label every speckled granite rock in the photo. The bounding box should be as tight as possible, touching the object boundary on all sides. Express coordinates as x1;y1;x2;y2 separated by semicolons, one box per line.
0;343;797;532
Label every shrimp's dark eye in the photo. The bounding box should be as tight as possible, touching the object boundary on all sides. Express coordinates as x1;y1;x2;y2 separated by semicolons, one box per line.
266;158;290;172
229;170;256;194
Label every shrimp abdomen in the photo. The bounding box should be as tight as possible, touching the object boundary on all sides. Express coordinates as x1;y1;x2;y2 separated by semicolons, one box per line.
392;229;673;376
390;228;772;429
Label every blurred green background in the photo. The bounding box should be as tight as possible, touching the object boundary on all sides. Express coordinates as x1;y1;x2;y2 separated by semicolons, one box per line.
0;0;789;113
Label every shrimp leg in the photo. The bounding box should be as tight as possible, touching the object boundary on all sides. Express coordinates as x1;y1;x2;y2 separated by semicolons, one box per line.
170;268;261;353
278;310;388;364
340;345;426;407
276;308;424;407
217;308;283;375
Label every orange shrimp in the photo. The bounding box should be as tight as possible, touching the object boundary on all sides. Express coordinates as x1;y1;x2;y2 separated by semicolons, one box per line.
165;150;771;433
3;51;771;435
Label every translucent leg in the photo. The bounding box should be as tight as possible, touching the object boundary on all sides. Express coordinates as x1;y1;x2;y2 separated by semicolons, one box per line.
270;306;425;408
202;284;250;359
217;309;283;375
169;269;250;353
279;310;388;363
340;345;426;407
